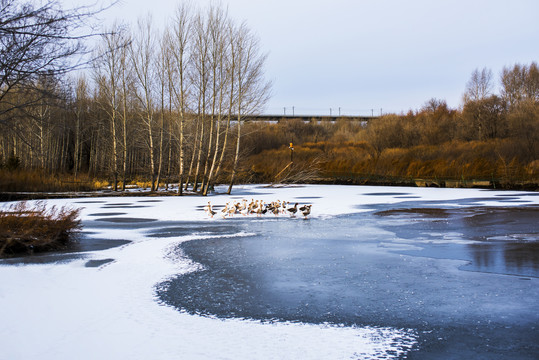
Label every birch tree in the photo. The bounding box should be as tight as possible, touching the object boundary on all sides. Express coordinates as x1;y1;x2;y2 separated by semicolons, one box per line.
156;35;169;189
166;3;192;194
119;30;133;191
72;75;90;178
463;67;493;103
131;15;158;191
201;6;229;195
190;11;211;192
202;13;231;196
93;24;128;190
211;21;238;187
227;23;271;194
501;62;539;108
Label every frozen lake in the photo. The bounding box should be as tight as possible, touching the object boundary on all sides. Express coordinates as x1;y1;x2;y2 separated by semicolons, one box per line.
1;185;538;359
159;206;538;359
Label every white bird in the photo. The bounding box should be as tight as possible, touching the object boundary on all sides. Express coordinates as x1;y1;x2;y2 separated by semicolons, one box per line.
207;203;216;218
240;200;249;216
203;201;212;216
281;201;288;214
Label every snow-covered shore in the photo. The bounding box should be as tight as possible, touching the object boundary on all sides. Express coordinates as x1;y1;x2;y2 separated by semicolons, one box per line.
1;185;537;359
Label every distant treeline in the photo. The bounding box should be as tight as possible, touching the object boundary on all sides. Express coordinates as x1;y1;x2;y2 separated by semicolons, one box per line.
242;63;539;189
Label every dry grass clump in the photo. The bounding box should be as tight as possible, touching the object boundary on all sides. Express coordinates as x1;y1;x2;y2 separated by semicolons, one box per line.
0;201;81;257
0;169;97;192
243;138;539;187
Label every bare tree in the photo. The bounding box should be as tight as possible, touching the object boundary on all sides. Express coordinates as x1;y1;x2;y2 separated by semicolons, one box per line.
202;6;229;196
462;95;506;140
227;22;272;194
72;75;90;178
210;21;238;187
190;10;211;192
156;34;170;190
118;29;133;191
501;62;539;108
28;80;52;170
0;0;104;124
14;74;68;172
166;3;192;195
463;67;493;103
93;23;130;191
130;15;158;191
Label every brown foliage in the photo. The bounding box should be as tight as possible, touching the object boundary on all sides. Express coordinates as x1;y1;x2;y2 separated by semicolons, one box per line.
462;96;508;140
0;201;82;257
244;136;537;185
240;97;538;188
248;144;323;183
0;169;97;192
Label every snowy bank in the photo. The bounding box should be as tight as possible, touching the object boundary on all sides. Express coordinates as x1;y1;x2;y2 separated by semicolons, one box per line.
1;185;537;359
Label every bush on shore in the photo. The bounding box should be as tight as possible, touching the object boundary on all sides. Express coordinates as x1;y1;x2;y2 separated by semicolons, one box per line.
0;169;97;193
244;139;539;187
0;202;82;257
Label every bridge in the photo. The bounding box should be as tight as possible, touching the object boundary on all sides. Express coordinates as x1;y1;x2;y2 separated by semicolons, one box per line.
244;114;379;122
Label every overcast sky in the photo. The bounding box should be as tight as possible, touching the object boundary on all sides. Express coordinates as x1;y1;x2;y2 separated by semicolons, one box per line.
99;0;539;116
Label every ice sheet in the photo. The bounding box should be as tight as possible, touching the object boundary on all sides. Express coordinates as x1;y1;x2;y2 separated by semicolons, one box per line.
1;184;537;359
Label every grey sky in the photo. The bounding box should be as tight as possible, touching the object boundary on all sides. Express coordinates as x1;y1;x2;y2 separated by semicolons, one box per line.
101;0;539;115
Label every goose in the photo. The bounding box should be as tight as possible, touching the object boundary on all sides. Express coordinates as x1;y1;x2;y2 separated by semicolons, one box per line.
287;202;298;217
220;202;231;218
240;201;249;216
249;200;258;214
247;198;257;213
208;204;217;218
301;204;312;219
228;203;237;217
203;201;212;216
281;201;288;214
221;202;230;214
234;201;242;214
253;200;262;214
256;201;265;217
237;199;247;214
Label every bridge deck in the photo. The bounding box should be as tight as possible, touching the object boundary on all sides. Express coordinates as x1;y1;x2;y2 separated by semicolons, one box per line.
245;114;378;122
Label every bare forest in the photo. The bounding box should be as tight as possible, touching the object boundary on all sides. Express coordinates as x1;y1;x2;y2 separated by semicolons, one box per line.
0;0;270;195
1;0;538;193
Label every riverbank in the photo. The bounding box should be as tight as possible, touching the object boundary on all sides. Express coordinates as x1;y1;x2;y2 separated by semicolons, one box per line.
311;176;539;191
1;177;537;204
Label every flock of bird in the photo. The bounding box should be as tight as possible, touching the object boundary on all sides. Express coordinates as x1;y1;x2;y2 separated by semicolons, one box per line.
203;199;312;219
